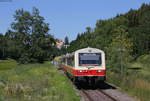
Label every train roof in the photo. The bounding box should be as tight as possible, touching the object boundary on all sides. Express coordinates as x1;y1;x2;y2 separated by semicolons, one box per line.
62;47;104;58
75;47;104;53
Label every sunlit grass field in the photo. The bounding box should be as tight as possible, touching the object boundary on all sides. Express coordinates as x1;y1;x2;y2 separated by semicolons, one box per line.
107;55;150;101
0;60;80;101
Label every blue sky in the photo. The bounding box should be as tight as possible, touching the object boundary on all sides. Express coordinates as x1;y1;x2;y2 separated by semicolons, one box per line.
0;0;150;41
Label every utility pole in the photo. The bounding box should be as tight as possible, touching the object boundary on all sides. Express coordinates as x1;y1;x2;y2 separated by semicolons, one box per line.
120;48;123;75
2;37;5;58
118;46;125;75
3;47;5;58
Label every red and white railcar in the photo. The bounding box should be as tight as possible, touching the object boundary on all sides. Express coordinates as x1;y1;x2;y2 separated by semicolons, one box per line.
61;47;106;84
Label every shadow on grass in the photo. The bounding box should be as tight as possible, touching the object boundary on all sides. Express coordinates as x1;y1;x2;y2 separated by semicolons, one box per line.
127;67;142;70
0;67;13;71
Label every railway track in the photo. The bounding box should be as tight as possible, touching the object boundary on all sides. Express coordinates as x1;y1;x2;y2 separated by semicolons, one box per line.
56;64;118;101
80;89;117;101
98;90;117;101
55;64;137;101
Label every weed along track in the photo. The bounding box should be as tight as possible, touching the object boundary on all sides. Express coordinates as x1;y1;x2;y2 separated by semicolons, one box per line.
76;81;137;101
78;84;118;101
77;83;137;101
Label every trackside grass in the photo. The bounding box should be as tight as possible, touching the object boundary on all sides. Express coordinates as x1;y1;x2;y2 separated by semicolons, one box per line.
107;55;150;101
0;60;80;101
0;59;17;72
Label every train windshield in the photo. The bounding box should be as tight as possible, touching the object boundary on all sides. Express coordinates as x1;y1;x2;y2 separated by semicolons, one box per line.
79;53;101;66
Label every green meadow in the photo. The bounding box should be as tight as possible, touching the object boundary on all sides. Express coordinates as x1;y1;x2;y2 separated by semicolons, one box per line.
0;60;80;101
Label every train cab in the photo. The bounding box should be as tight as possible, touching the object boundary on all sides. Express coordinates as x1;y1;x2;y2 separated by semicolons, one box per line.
61;47;106;84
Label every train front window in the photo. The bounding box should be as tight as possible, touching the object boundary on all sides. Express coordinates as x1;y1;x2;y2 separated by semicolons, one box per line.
79;53;101;66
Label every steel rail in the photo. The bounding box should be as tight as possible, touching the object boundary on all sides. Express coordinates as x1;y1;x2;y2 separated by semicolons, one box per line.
97;90;118;101
81;90;95;101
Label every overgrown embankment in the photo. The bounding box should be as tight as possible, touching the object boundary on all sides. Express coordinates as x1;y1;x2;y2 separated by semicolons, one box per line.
107;55;150;101
0;59;80;101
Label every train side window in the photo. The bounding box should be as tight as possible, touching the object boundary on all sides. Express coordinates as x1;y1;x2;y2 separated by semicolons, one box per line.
71;56;74;67
62;58;66;64
67;56;74;67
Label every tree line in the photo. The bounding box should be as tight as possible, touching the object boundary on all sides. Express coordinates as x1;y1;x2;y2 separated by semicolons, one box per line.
1;3;150;66
0;7;61;63
68;3;150;72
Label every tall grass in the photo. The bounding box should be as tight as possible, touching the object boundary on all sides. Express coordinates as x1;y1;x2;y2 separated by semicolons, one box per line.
0;59;17;72
107;54;150;101
0;60;80;101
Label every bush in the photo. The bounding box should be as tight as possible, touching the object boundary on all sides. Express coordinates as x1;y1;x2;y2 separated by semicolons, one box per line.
137;54;150;68
18;53;31;64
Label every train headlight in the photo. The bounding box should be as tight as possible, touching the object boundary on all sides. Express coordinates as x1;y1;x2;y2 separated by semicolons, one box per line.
79;70;83;73
77;70;88;73
97;70;101;72
84;70;88;73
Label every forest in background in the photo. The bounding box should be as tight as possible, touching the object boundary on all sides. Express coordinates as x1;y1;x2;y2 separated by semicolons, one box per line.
67;4;150;100
0;3;150;67
68;3;150;72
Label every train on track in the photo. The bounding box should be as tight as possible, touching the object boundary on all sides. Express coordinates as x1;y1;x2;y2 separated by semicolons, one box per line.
59;47;106;85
